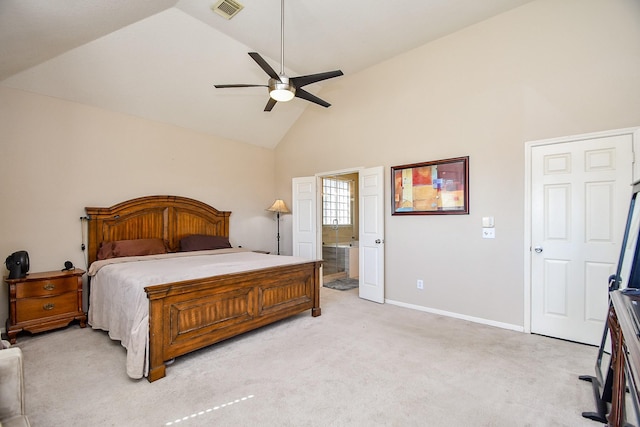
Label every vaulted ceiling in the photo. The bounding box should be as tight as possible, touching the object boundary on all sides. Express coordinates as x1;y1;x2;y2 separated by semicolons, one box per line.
0;0;534;148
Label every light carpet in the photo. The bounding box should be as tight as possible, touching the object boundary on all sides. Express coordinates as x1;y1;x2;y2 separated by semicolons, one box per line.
14;287;599;426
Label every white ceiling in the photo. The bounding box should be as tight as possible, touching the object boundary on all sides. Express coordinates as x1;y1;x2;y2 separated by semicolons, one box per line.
0;0;534;149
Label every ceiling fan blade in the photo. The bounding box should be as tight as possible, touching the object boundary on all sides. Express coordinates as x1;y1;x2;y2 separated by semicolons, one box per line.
264;97;277;112
214;84;267;88
248;52;281;81
295;88;331;108
291;70;343;88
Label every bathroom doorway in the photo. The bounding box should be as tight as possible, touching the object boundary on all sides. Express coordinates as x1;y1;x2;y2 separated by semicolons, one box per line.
321;172;359;287
292;166;384;302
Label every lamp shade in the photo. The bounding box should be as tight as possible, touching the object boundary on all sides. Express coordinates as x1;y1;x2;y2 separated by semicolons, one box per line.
267;199;290;213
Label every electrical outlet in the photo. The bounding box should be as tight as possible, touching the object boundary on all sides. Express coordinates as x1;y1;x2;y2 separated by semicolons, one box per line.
482;228;496;239
417;279;424;289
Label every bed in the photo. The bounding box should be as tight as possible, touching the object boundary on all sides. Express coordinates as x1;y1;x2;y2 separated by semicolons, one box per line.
85;195;322;382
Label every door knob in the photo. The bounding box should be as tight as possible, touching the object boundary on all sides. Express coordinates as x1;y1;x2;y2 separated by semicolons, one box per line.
375;239;381;244
534;246;543;253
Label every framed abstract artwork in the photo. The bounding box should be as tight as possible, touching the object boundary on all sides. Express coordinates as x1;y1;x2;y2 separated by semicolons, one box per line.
391;156;469;215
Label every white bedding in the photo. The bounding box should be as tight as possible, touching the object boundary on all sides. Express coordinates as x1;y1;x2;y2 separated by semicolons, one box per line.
87;248;311;379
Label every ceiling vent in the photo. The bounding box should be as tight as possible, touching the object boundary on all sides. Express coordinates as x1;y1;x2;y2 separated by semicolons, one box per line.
211;0;244;20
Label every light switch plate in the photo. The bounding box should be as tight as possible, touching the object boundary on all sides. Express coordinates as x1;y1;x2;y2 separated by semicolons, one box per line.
482;216;495;227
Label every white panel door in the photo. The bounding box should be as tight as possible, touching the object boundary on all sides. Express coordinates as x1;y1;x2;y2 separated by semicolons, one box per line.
531;135;633;345
292;177;317;260
359;166;385;303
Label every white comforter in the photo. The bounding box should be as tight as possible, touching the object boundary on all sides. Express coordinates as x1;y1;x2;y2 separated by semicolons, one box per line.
87;248;311;379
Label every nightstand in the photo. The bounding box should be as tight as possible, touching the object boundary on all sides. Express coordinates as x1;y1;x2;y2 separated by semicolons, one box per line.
5;269;86;344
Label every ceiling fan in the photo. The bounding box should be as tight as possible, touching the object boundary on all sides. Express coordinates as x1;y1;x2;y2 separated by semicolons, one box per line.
214;0;343;112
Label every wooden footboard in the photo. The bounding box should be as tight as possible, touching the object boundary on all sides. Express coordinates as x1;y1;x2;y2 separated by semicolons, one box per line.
144;260;322;382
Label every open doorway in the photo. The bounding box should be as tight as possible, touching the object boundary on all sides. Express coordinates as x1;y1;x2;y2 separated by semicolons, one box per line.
320;171;360;291
292;166;385;302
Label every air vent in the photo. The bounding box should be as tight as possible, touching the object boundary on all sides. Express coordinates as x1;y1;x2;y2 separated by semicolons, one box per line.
211;0;244;20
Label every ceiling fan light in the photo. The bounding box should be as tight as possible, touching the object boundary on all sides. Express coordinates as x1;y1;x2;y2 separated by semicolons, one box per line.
270;88;295;102
268;77;295;102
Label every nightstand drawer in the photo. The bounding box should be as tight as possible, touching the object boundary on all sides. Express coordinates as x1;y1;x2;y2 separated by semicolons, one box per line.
15;276;78;298
16;292;77;322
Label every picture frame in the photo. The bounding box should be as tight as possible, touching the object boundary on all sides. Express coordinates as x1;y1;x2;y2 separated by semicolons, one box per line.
391;156;469;215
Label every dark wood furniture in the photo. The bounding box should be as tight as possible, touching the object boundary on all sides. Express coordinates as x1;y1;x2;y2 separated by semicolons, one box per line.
607;290;640;426
85;195;322;382
5;269;86;344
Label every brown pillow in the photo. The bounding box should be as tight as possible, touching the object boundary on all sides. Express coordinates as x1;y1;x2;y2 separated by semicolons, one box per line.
97;238;167;260
180;235;231;252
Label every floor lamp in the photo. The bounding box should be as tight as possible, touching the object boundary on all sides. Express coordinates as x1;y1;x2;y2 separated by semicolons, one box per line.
267;199;290;255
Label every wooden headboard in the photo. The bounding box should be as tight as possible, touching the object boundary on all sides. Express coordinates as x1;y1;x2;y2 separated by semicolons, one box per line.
85;195;231;265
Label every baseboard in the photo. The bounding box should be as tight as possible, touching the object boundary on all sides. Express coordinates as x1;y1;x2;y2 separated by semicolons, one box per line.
385;299;525;333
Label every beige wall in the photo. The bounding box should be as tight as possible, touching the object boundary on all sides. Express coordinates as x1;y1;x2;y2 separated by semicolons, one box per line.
0;86;279;325
275;0;640;327
1;0;638;336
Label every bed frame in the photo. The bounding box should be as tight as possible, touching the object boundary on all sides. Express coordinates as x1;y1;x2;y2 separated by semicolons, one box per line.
85;195;322;382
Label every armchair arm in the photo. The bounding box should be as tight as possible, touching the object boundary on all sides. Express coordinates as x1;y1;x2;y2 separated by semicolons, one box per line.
0;347;27;421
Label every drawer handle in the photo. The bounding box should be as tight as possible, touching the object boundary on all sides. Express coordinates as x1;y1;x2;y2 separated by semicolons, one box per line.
43;303;55;311
43;283;55;291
